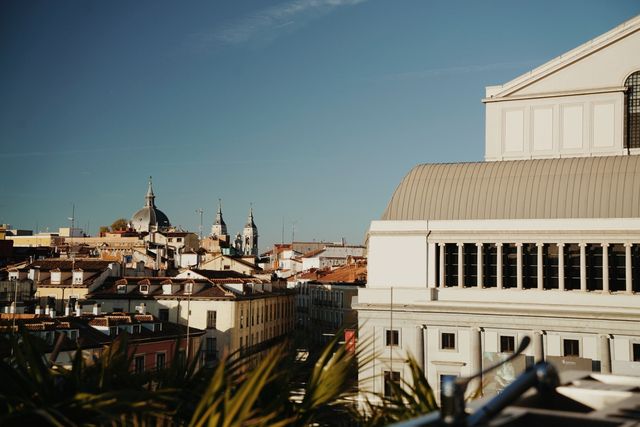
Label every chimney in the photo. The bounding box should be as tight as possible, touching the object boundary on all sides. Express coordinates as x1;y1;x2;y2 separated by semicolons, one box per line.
75;305;82;317
64;305;71;316
9;302;16;314
50;308;56;318
45;305;50;315
93;303;100;315
138;302;146;315
35;305;42;315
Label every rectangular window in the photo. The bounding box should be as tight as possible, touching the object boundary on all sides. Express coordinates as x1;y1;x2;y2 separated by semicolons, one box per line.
158;309;169;322
441;332;456;350
206;337;217;360
385;329;399;347
563;339;580;357
439;374;458;396
500;336;515;353
206;310;217;329
383;371;400;397
633;343;640;362
134;355;145;374
156;353;166;370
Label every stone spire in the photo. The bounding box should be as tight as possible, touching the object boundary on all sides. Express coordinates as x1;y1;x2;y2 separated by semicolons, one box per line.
245;205;256;228
145;176;155;208
242;204;258;256
211;198;228;238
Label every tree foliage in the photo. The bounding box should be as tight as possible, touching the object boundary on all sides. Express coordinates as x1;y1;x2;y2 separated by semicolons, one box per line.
0;329;438;426
110;218;128;231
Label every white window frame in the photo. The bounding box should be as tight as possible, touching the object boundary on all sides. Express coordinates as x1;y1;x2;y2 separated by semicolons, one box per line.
384;328;401;347
440;330;458;351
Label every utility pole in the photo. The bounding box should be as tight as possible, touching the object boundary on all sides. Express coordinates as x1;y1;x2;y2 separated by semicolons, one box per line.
186;290;192;363
195;208;204;241
68;204;75;257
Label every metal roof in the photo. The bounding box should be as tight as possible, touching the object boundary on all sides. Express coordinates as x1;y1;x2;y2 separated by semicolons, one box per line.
382;155;640;221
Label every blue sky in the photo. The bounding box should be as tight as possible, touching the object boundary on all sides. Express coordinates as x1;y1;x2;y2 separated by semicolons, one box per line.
1;0;639;251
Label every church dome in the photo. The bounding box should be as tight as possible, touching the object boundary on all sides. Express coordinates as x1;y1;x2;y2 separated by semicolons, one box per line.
131;177;171;232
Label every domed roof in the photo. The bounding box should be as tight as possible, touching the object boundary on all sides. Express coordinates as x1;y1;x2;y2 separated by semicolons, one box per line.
131;177;171;232
383;155;640;221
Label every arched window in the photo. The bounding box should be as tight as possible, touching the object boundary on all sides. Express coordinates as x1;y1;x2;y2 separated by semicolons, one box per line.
625;71;640;148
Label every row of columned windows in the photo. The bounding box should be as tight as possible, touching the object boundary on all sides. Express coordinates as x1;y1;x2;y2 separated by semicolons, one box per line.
436;242;640;292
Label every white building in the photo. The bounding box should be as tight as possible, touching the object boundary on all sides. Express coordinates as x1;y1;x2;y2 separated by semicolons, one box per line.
301;245;366;271
90;273;296;365
356;14;640;401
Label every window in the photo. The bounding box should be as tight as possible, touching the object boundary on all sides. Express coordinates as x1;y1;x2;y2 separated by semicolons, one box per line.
625;70;640;149
500;336;515;353
132;325;141;334
206;337;217;360
156;352;166;370
117;284;126;294
633;343;640;362
134;355;145;374
184;282;193;294
563;339;580;357
439;374;458;396
158;309;169;322
140;284;149;294
441;332;456;350
206;310;217;329
385;329;399;347
383;371;400;397
239;336;243;348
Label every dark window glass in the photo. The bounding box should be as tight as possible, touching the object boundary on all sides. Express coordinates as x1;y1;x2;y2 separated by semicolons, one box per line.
206;337;218;361
633;343;640;362
586;244;603;291
207;310;217;329
134;355;145;374
522;243;537;289
563;339;580;357
609;244;626;292
484;244;498;288
441;332;456;350
543;244;559;289
633;245;640;293
625;71;640;149
383;371;401;397
386;329;399;347
500;336;516;353
158;309;169;322
445;244;458;287
503;244;518;288
463;243;477;287
565;244;581;290
156;353;165;370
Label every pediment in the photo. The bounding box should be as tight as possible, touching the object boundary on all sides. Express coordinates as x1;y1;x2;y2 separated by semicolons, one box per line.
485;14;640;101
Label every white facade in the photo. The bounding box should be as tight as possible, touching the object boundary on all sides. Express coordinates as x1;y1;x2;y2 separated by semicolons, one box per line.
357;14;640;401
93;281;295;364
484;15;640;160
301;245;366;271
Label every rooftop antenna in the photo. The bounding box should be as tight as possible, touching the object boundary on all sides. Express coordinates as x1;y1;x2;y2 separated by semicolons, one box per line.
195;208;204;241
67;204;75;258
291;220;298;244
281;216;285;245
